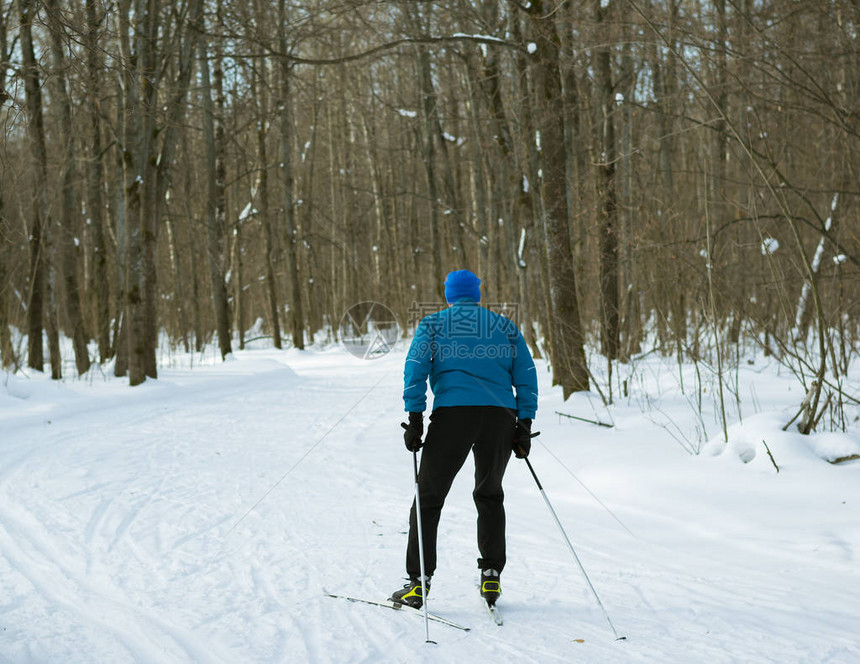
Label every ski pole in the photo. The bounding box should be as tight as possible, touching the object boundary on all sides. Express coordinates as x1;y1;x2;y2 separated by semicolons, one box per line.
523;455;626;642
412;450;436;645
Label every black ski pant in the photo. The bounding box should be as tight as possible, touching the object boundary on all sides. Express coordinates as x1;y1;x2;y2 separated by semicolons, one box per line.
406;405;515;578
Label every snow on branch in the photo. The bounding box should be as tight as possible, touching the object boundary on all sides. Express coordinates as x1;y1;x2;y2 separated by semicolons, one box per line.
272;35;525;67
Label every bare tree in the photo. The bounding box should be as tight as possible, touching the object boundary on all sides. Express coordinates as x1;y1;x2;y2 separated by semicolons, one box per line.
45;0;91;375
277;0;305;349
200;35;232;360
0;0;857;429
248;0;282;348
592;0;620;361
84;0;112;362
523;0;590;396
0;0;13;368
18;0;59;376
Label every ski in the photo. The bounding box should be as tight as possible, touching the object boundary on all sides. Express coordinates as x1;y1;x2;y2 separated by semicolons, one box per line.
325;592;471;632
483;600;503;626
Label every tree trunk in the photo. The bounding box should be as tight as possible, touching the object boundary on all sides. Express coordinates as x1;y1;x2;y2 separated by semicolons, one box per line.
234;216;246;349
593;0;620;361
45;255;62;379
460;65;488;277
795;192;842;340
474;39;535;344
85;0;111;362
528;1;589;396
277;2;305;349
250;47;282;348
278;67;305;349
185;197;205;353
0;8;12;367
123;0;202;382
360;109;386;298
164;217;189;352
512;12;551;360
619;34;642;360
200;40;233;360
417;46;446;301
300;80;324;337
113;72;128;376
0;213;9;366
259;121;284;346
649;0;682;353
46;0;91;375
138;0;161;380
19;0;49;373
118;0;160;386
156;0;204;358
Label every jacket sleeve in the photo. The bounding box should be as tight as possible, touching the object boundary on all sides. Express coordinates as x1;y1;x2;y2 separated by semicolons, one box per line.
403;317;435;413
511;329;538;419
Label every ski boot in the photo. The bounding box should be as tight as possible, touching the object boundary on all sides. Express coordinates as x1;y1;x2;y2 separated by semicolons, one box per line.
390;576;430;609
480;569;501;606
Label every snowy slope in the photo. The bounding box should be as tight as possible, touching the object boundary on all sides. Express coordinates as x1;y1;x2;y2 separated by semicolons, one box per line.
1;344;858;663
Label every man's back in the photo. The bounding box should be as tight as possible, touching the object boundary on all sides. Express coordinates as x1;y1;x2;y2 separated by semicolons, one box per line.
404;301;538;418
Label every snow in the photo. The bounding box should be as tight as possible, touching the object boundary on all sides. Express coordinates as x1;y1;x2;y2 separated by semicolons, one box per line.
807;431;860;463
451;33;505;44
761;237;779;255
517;228;527;264
1;342;859;663
795;195;837;330
238;203;254;222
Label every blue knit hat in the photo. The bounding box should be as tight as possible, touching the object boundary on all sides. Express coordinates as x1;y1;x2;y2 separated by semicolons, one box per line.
444;269;481;303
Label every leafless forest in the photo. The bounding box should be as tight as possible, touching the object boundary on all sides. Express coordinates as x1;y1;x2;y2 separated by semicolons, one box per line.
0;1;857;428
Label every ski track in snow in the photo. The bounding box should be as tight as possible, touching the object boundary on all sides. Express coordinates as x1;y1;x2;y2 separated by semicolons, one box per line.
1;347;859;663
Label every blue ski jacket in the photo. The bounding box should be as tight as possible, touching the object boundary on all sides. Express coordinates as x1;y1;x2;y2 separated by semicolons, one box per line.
403;300;538;419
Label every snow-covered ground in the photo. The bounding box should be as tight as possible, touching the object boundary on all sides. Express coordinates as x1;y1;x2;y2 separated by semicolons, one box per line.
1;341;859;663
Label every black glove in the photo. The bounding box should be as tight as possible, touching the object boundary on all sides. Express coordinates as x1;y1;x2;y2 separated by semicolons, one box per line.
401;412;424;452
513;418;533;458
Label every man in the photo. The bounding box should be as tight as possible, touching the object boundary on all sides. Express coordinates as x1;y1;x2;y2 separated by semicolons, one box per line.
390;269;538;609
